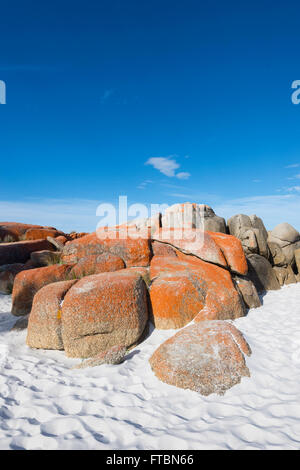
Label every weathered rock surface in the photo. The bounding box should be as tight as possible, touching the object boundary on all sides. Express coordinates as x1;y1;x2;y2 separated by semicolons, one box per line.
62;232;151;267
161;203;226;233
61;270;148;358
149;321;251;396
0;222;43;243
273;266;297;286
72;345;127;369
247;254;280;292
227;214;269;258
26;280;77;350
30;250;61;267
149;254;245;328
0;239;55;266
234;276;262;309
11;264;74;316
25;228;64;241
69;253;125;279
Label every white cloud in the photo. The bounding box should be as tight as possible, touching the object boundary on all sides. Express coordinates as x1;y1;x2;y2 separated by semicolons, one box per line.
176;172;191;180
286;186;300;192
145;156;190;179
285;164;300;168
252;179;262;183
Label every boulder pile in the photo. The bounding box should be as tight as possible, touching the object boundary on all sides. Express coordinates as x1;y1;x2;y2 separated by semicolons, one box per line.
1;203;300;396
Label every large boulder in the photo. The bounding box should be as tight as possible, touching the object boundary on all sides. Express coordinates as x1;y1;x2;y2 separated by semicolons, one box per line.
26;280;77;350
61;270;148;358
0;263;30;294
11;264;74;316
0;222;43;243
152;228;247;275
149;254;245;328
149;321;251;396
268;223;300;266
227;214;269;258
161;203;226;233
62;232;151;267
25;228;65;241
268;241;286;267
247;254;280;292
69;253;125;279
0;239;55;266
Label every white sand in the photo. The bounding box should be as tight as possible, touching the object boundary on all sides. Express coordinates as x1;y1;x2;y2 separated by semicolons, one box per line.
0;284;300;450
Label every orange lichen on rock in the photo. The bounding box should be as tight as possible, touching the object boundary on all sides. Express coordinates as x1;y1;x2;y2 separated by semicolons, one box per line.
24;228;65;241
11;264;74;316
26;279;77;350
149;320;251;395
61;270;148;358
206;231;248;275
62;231;152;267
149;253;245;328
70;252;125;278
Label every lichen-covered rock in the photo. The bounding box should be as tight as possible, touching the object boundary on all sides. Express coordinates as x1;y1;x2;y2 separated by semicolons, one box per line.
72;345;127;369
247;254;280;292
149;254;245;328
61;270;148;358
151;240;177;258
0;222;44;243
150;272;205;329
69;253;125;278
206;231;248;275
26;280;77;350
0;239;55;266
25;228;64;241
11;264;74;316
62;232;151;267
149;321;251;396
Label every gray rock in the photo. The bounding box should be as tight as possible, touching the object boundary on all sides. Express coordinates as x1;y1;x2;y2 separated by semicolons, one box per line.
294;248;300;274
234;276;262;309
271;223;300;244
268;241;286;266
227;214;269;258
273;266;297;287
162;203;226;233
247;254;280;292
0;263;27;294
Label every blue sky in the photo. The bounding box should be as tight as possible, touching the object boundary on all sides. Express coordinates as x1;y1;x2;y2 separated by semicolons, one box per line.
1;0;300;232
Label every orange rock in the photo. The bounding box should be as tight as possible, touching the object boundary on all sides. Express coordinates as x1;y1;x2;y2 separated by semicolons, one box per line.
149;254;245;328
152;228;227;268
206;231;248;275
24;228;64;241
151;240;177;258
62;231;152;267
149;321;251;395
26;279;77;350
0;239;55;266
0;222;43;243
11;264;74;316
61;270;148;358
150;273;205;328
69;253;125;278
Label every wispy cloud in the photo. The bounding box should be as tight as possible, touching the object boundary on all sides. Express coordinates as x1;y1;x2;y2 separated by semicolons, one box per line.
285;163;300;168
145;156;190;180
252;179;262;183
137;180;153;190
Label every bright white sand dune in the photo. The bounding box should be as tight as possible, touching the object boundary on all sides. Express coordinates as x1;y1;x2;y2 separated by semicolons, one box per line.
0;285;300;450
